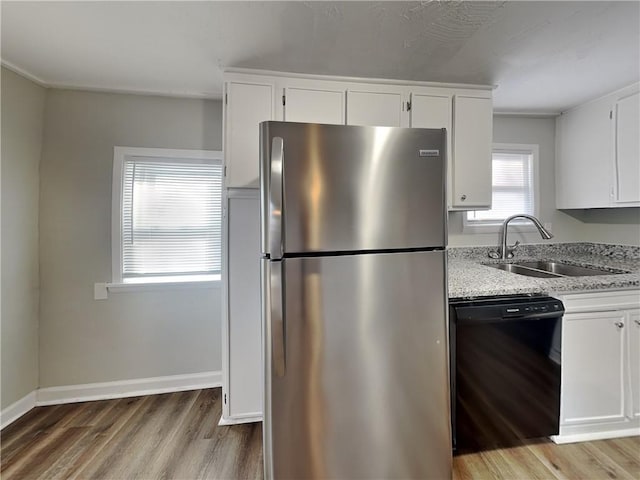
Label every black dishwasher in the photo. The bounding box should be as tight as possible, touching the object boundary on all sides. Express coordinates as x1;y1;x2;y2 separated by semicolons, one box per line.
450;295;564;452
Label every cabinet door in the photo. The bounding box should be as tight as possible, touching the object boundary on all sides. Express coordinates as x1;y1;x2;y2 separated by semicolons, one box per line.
410;93;453;208
346;88;405;127
628;309;640;420
615;92;640;204
225;81;274;188
410;93;451;130
562;311;626;426
452;95;492;208
555;95;614;209
284;87;345;125
225;193;262;419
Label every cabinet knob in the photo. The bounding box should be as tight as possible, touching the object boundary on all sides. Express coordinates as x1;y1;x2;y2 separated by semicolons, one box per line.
615;321;624;329
460;195;467;201
635;319;640;326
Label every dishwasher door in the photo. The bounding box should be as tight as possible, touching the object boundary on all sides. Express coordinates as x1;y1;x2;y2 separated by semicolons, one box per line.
450;296;564;452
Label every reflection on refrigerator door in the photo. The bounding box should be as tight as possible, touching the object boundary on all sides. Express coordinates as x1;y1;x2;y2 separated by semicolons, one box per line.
267;252;450;480
260;121;451;479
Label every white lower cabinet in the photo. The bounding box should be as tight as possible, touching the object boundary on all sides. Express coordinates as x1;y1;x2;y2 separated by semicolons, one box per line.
554;290;640;442
562;311;627;426
629;310;640;420
221;189;262;424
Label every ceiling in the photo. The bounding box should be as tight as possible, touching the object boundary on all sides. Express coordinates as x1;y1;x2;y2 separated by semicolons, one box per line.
2;1;638;113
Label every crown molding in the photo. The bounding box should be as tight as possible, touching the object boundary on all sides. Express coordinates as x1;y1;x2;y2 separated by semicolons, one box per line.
1;60;223;100
1;60;49;87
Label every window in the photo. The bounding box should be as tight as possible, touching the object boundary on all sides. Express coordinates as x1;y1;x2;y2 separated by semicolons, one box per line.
112;147;223;285
464;143;539;232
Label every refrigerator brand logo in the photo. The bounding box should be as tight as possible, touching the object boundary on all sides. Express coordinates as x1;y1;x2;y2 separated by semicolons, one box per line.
419;149;439;157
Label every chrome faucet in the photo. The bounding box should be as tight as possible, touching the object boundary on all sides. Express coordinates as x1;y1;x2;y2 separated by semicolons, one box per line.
489;214;553;259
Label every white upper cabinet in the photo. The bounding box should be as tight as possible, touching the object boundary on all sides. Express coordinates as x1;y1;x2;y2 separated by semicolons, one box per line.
225;79;275;188
410;92;451;130
409;91;455;208
346;86;406;127
555;82;639;209
555;93;615;208
615;92;640;204
451;95;493;209
223;71;493;210
221;70;493;423
284;86;345;125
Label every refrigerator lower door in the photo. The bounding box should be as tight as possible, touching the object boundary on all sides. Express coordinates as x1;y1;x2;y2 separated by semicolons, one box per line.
265;250;451;480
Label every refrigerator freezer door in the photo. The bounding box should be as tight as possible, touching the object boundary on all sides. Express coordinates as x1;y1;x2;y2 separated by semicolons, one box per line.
260;122;447;256
266;250;451;480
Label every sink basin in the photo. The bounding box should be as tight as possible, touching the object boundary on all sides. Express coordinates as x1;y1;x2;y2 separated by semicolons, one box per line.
490;263;562;278
486;260;628;278
515;261;622;276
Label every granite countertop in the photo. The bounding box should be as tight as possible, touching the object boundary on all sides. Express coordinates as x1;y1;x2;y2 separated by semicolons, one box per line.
448;242;640;299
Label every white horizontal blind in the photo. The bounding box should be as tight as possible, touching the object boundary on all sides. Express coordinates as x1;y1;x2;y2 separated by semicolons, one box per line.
467;150;534;223
121;157;222;279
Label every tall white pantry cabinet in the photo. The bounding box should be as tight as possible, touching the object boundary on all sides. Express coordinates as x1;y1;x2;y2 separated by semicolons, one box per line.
220;70;493;424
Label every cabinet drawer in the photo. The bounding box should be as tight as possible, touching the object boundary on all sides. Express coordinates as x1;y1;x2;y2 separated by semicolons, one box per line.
559;290;640;313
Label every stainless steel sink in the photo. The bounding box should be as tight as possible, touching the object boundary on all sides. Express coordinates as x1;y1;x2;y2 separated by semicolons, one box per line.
486;260;628;278
516;261;622;276
490;263;563;278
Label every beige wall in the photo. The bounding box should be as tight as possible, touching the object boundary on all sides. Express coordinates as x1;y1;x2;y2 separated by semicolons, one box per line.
4;73;637;395
565;208;640;246
448;115;640;247
448;115;585;247
1;68;45;408
39;89;224;387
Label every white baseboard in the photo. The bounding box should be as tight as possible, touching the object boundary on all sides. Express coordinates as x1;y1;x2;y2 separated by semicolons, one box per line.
551;427;640;444
1;391;37;430
36;371;222;406
218;413;263;426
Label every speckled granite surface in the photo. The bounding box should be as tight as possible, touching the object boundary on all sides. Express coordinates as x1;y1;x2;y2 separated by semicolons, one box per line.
448;243;640;299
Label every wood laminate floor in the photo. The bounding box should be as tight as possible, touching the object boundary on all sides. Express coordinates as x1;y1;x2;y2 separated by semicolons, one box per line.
1;388;638;479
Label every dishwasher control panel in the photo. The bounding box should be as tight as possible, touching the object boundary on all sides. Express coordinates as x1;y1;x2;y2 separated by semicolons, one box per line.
452;296;565;323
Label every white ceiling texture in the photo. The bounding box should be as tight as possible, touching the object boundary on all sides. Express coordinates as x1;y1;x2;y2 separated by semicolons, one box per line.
2;1;638;113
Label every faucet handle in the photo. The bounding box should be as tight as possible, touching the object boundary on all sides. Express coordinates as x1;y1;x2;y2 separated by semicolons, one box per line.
488;250;500;259
505;240;521;259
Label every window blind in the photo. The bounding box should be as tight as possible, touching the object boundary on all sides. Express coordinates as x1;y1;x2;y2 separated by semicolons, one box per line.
467;151;534;223
121;158;222;278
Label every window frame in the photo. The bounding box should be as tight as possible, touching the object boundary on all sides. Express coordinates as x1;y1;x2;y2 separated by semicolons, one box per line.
462;143;540;234
111;146;224;286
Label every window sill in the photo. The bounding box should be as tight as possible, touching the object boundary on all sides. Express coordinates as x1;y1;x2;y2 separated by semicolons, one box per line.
95;276;221;298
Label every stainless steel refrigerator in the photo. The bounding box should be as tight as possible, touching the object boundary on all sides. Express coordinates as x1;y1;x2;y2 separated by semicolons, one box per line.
260;121;451;480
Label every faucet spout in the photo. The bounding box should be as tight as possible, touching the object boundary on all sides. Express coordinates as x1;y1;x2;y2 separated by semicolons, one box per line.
491;214;553;260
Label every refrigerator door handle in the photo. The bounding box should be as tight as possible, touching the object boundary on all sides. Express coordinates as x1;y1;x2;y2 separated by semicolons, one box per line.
269;137;284;260
271;261;286;377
